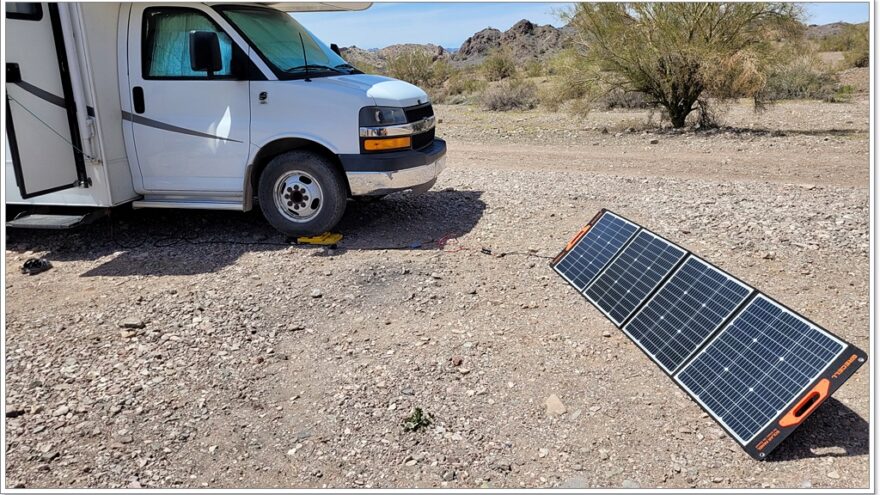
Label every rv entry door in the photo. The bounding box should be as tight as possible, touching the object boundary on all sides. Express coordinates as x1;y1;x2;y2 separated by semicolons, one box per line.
5;3;89;198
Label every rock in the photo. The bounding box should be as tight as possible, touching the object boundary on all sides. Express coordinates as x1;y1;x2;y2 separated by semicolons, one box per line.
598;448;610;460
41;451;60;462
209;445;218;454
441;470;456;481
602;329;612;337
52;405;69;417
649;139;659;144
545;394;566;416
119;318;145;329
827;471;840;479
538;448;549;458
310;289;323;298
450;356;464;367
5;408;25;418
622;479;640;488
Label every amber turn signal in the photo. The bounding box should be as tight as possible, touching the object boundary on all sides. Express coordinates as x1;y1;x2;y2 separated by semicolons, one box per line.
363;136;411;151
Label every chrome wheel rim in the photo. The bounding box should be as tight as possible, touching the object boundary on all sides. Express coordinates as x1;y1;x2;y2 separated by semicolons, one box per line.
273;170;323;223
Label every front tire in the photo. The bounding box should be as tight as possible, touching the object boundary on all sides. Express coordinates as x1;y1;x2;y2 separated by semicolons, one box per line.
258;150;347;236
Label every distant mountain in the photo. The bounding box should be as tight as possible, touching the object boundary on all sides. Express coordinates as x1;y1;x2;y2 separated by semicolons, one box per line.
805;21;867;40
454;19;572;65
341;19;571;70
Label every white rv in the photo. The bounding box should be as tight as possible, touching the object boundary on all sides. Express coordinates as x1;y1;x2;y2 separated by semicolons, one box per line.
4;2;446;235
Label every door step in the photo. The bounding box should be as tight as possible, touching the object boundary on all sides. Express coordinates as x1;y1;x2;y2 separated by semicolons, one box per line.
132;199;243;211
6;210;108;229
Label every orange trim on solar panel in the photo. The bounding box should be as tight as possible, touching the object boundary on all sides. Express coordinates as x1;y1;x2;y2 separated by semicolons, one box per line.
565;224;592;252
778;378;830;428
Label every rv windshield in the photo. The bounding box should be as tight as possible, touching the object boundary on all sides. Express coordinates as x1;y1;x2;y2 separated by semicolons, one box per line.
220;7;356;77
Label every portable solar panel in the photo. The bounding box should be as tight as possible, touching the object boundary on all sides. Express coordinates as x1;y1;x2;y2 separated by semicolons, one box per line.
552;211;639;292
551;209;867;460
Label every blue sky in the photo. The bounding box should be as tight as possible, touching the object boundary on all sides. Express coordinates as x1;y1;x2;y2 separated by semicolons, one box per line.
297;2;870;49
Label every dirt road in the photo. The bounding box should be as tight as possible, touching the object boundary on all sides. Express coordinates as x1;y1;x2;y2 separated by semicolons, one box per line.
4;98;870;489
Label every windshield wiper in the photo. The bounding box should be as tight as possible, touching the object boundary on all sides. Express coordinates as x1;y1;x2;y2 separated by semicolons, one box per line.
285;64;344;73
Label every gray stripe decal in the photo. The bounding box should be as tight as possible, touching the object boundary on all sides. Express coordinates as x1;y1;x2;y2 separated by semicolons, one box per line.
11;80;95;117
121;111;243;143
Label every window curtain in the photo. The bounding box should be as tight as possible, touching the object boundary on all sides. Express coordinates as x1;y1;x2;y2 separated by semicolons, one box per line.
147;11;233;77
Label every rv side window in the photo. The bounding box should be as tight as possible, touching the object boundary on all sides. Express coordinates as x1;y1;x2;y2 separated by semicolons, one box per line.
6;3;42;21
142;8;234;79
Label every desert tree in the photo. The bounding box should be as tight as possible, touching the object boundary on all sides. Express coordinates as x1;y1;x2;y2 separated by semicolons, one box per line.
565;3;803;127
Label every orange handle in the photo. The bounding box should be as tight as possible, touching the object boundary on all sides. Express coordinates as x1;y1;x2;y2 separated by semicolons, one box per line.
565;224;592;252
779;378;829;428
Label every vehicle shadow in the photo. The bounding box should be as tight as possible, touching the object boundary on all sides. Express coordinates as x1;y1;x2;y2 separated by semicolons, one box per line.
766;397;869;462
4;189;486;278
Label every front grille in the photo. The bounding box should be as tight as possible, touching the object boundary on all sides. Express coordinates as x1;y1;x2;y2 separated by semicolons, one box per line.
404;103;434;123
412;127;435;150
406;103;434;151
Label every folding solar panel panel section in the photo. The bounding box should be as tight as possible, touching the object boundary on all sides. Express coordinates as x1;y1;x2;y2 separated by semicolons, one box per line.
553;211;639;292
584;230;686;326
623;257;753;374
675;295;845;448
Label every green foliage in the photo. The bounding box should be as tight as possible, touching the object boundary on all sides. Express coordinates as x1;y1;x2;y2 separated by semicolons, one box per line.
385;49;436;87
434;69;488;104
523;59;546;78
564;3;804;127
403;407;432;432
818;24;869;68
829;85;855;103
538;49;595;112
760;48;838;101
482;49;517;81
481;78;538;111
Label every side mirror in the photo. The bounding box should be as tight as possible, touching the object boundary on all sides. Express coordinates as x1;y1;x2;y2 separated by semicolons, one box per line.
330;43;341;56
189;31;222;77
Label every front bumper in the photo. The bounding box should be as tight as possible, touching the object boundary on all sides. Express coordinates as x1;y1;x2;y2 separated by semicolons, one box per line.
340;139;447;196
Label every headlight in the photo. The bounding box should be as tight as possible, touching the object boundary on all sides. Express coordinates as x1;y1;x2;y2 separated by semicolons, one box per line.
359;106;407;126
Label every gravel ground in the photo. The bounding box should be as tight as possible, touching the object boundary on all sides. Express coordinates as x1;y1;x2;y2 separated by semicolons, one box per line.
3;98;870;489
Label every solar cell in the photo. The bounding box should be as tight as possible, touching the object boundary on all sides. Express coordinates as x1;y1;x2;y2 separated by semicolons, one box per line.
623;257;753;374
553;211;639;292
584;230;686;326
675;295;846;445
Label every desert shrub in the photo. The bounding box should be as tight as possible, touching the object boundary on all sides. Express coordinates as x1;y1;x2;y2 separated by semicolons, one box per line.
385;49;435;87
830;84;855;103
818;24;869;68
436;70;488;104
524;59;545;78
538;48;595;111
598;88;652;110
564;3;803;127
760;50;838;101
480;78;538;111
482;49;517;81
